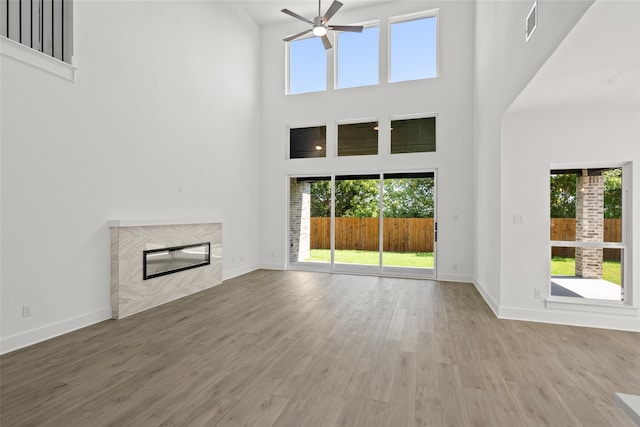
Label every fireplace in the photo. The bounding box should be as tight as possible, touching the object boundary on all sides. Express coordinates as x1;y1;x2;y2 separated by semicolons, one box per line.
110;220;222;319
143;242;210;280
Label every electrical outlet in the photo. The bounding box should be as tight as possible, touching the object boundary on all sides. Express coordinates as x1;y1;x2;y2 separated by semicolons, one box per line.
533;289;541;299
23;304;33;317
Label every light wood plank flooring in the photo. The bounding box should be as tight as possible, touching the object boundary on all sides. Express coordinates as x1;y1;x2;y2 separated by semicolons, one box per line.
2;270;639;426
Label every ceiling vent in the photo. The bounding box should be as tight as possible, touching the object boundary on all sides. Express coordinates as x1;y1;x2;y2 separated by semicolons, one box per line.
526;1;537;43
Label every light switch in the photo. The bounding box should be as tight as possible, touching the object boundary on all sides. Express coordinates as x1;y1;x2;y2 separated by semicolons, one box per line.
513;214;525;224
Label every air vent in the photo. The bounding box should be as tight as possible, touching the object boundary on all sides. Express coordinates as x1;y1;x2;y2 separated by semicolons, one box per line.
526;1;537;43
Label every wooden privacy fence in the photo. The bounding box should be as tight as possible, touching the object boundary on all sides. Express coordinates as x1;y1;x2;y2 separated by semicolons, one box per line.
550;218;622;260
310;217;434;252
310;217;622;259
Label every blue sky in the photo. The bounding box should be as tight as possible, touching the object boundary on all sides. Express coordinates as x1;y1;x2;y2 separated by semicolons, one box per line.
289;16;437;94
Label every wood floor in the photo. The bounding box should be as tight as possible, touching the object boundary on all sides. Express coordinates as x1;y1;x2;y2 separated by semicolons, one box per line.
1;270;639;426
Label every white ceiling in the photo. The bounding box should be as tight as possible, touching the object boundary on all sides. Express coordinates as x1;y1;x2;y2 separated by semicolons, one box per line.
510;0;640;112
239;0;389;27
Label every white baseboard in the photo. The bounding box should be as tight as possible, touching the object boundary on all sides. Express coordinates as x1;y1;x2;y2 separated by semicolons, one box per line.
223;263;259;281
259;263;286;271
436;273;474;283
0;307;112;355
472;279;500;317
498;305;640;332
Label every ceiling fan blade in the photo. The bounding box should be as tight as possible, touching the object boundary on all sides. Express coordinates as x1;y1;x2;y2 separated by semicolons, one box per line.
284;29;313;42
322;0;343;23
328;24;364;33
281;8;313;25
321;34;332;50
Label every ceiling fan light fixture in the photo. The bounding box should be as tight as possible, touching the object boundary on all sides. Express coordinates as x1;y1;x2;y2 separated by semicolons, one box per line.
313;26;327;37
281;0;362;50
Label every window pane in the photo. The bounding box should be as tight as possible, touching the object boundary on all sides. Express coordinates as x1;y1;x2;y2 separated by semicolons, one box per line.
549;167;625;301
391;117;436;154
337;26;379;89
550;246;622;301
334;175;380;266
390;16;437;82
382;173;435;269
290;177;331;264
338;122;378;156
289;37;326;94
290;126;326;159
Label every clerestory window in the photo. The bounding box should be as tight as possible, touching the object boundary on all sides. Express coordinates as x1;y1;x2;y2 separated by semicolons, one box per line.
389;11;438;83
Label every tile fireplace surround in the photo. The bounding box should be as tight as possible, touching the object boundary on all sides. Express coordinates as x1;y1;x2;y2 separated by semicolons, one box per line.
110;219;222;319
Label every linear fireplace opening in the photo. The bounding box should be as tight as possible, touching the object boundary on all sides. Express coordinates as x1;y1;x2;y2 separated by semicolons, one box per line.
143;242;210;280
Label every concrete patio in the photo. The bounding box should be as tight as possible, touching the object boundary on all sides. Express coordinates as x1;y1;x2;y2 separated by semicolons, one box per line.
551;275;622;301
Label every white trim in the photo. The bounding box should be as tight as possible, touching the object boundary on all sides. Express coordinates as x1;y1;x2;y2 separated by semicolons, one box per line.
614;393;640;426
472;279;500;316
437;273;474;283
109;218;221;228
1;36;76;82
289;262;331;273
545;297;639;313
550;240;625;249
336;117;379;126
259;263;286;271
0;307;111;355
389;112;439;122
223;264;259;281
498;305;640;332
388;8;439;24
525;1;538;43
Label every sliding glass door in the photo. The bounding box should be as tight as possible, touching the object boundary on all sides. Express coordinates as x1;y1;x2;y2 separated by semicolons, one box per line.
382;173;435;276
334;175;381;273
289;171;436;277
288;176;331;269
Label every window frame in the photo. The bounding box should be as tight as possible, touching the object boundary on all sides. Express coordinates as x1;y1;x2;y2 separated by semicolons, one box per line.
334;20;380;90
287;122;328;159
336;117;379;157
286;34;329;95
388;9;439;84
547;162;634;308
388;112;438;155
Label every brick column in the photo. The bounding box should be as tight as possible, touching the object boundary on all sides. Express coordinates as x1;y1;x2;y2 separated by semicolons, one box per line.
289;180;311;263
575;170;604;278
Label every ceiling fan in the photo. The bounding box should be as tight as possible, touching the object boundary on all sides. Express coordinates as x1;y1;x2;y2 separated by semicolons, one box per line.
282;0;363;50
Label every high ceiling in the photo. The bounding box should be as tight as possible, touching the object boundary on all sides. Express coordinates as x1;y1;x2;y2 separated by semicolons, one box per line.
509;0;640;112
240;0;389;27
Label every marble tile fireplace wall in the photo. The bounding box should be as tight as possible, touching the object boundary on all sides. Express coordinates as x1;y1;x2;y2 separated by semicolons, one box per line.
110;220;222;319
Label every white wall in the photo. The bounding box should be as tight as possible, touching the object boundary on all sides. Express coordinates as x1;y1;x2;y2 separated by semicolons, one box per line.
259;1;476;281
0;1;262;353
498;0;640;331
501;106;639;330
473;0;593;312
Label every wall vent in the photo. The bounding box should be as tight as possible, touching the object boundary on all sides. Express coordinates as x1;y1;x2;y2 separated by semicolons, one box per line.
526;1;537;43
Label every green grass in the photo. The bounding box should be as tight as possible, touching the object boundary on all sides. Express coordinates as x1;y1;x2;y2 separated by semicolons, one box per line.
551;256;621;285
306;249;434;268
